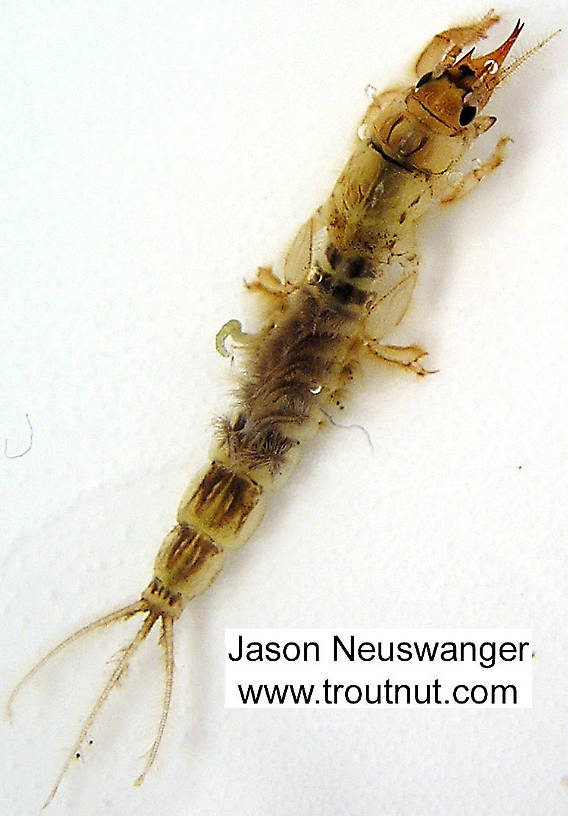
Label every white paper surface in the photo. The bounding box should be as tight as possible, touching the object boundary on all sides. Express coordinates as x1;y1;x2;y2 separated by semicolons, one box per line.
2;2;567;814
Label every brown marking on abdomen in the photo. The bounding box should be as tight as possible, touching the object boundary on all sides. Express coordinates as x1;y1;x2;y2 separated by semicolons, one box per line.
187;462;263;535
148;523;226;610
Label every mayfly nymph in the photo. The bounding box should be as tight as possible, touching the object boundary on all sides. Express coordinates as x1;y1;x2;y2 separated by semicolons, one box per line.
7;11;557;807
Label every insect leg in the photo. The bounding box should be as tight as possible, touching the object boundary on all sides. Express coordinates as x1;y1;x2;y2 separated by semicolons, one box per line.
437;136;511;204
244;265;295;301
364;339;435;377
415;10;500;77
215;319;254;358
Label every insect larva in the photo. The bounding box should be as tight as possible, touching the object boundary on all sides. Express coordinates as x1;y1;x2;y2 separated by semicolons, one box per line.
5;10;559;809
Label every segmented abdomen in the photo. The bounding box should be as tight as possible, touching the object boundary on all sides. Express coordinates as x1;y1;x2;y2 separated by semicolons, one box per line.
147;139;425;611
216;286;360;476
147;461;267;610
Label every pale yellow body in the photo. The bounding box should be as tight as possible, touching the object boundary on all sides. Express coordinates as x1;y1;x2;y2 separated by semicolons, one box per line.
9;12;552;807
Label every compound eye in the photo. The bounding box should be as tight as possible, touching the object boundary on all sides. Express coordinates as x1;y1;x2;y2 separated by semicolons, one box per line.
459;104;477;126
415;71;433;89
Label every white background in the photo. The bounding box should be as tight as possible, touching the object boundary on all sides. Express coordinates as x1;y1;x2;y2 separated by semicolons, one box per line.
1;1;567;814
